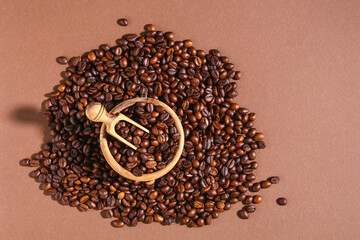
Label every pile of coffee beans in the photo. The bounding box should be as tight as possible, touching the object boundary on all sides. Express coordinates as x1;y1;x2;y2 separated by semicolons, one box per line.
109;103;180;176
21;21;282;228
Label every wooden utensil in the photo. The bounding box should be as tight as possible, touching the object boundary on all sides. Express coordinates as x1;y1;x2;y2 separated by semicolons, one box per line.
85;97;185;182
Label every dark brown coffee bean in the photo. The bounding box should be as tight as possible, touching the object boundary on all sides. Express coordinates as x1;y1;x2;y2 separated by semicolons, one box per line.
117;18;128;26
244;205;256;213
144;24;156;32
268;176;280;184
260;180;271;188
58;158;67;168
133;168;143;177
277;197;287;206
102;209;113;218
250;183;261;192
107;195;115;207
56;56;68;65
20;158;30;166
257;141;266;149
111;220;125;228
254;133;265;141
67;174;78;182
237;210;249;219
29;160;40;167
78;204;89;212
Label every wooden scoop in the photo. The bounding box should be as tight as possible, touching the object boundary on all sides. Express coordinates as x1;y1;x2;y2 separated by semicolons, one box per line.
86;102;149;150
85;97;185;182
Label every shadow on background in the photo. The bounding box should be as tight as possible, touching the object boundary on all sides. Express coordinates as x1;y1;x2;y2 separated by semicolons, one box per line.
11;105;51;143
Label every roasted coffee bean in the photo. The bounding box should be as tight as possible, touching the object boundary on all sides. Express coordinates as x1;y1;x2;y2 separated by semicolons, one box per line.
58;158;67;168
56;56;68;65
107;195;116;207
237;210;249;219
144;24;156;32
250;183;261;192
277;197;287;206
154;214;164;222
117;18;128;26
244;205;256;213
103;209;113;218
78;204;89;212
22;21;271;229
254;133;265;141
111;219;125;228
268;176;280;184
29;160;40;167
260;180;271;189
253;195;262;204
20;158;30;166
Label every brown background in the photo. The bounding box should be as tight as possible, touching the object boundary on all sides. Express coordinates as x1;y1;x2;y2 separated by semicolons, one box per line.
0;0;359;239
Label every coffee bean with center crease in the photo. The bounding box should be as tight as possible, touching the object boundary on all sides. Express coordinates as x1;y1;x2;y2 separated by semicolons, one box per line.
22;21;270;229
117;18;128;26
268;176;280;184
103;209;113;218
244;205;256;213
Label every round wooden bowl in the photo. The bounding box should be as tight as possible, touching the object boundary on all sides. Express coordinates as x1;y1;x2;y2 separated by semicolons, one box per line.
99;97;185;182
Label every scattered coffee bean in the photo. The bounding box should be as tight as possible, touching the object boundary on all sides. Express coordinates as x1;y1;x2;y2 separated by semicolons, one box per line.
244;205;256;213
260;180;271;188
268;176;280;184
56;56;68;65
277;197;287;206
117;18;128;26
237;210;249;219
19;158;30;166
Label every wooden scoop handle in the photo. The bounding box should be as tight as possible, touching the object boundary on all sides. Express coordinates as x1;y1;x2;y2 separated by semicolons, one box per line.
85;102;149;150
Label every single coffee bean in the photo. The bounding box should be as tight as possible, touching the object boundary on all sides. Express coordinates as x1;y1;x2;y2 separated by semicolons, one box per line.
56;56;68;65
154;214;164;222
277;197;287;206
253;195;262;204
260;180;271;188
102;209;113;218
111;219;125;228
19;158;30;166
254;133;265;141
268;176;280;184
237;210;249;219
244;205;256;213
144;24;155;32
117;18;128;26
78;204;89;212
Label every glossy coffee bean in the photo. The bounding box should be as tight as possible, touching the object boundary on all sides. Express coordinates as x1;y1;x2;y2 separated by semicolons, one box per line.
117;18;128;26
277;197;287;206
237;210;249;219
